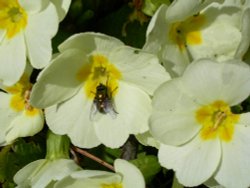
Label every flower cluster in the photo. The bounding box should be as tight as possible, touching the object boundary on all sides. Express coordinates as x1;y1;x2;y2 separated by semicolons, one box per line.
1;0;250;187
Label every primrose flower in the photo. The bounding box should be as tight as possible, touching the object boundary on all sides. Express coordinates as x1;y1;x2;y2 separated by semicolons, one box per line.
54;159;145;188
14;131;81;188
0;67;44;146
30;32;170;148
150;59;250;188
143;0;250;76
0;0;71;86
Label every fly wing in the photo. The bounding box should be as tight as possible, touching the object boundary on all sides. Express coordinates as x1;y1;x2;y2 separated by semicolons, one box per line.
89;101;102;122
103;99;118;119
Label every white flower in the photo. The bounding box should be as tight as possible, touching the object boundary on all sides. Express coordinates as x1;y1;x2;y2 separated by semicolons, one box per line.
54;159;145;188
0;67;44;146
0;0;71;86
14;131;81;188
150;59;250;188
14;159;81;188
30;32;170;148
143;0;250;76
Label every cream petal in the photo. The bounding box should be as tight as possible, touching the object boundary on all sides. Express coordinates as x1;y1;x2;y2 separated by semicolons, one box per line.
30;49;86;109
136;131;160;149
50;0;72;21
182;60;250;105
18;0;50;14
25;3;59;69
45;89;101;148
5;110;44;144
14;159;81;188
110;46;170;95
215;124;250;188
54;171;121;188
114;159;145;188
0;34;26;86
159;136;221;187
0;92;19;145
166;0;224;22
150;79;201;145
94;113;129;148
14;159;46;186
235;8;250;58
58;32;124;57
143;4;169;54
188;6;242;62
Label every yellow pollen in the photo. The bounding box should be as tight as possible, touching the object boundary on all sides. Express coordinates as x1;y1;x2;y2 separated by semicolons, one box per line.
76;54;122;99
7;74;39;116
169;14;205;50
195;100;239;142
0;0;28;39
101;183;123;188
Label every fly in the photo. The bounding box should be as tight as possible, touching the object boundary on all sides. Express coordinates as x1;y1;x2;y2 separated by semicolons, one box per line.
90;83;118;121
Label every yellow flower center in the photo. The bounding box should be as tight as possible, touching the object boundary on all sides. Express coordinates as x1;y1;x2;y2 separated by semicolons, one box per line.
5;74;40;116
169;14;205;50
196;100;240;142
101;183;123;188
0;0;28;39
77;54;122;99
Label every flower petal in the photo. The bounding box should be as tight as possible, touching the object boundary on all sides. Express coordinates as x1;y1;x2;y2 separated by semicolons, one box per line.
14;159;81;188
0;34;26;86
166;0;224;22
25;2;59;69
143;4;169;54
115;159;145;188
94;113;129;148
235;8;250;58
58;32;124;56
110;46;171;95
150;79;200;145
159;136;221;187
5;110;44;144
116;81;151;134
214;124;250;188
188;6;242;62
30;49;85;108
14;159;46;186
45;89;101;148
182;59;250;105
19;0;50;14
136;131;160;149
0;92;19;145
50;0;72;21
54;171;121;188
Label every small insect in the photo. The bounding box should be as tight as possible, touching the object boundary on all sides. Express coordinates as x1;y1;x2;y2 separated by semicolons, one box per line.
90;83;118;121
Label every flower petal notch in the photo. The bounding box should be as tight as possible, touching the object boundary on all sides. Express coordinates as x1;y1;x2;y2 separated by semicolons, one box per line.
150;59;250;187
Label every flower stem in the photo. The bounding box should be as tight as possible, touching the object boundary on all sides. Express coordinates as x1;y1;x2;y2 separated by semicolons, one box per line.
72;146;115;171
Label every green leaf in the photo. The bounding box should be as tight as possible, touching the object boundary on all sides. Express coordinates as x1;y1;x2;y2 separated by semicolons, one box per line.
0;138;45;186
130;153;161;183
